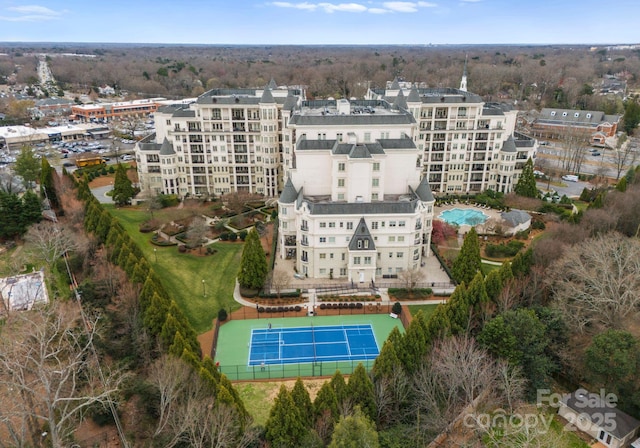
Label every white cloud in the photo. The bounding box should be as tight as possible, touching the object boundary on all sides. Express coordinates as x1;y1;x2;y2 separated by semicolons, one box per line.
270;1;436;13
319;2;368;13
1;4;63;21
383;2;418;12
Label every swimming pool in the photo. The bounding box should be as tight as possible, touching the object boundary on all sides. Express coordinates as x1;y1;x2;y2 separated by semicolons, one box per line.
439;208;488;226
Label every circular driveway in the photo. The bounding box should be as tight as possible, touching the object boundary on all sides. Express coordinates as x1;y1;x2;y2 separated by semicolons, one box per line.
91;185;114;204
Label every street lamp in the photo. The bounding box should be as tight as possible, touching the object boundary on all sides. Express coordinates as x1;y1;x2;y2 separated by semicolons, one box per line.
153;248;157;263
202;279;206;297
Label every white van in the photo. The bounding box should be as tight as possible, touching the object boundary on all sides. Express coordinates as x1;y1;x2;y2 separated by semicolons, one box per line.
562;174;579;182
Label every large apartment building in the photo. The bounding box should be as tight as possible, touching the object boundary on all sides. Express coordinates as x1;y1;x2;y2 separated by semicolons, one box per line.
365;77;537;194
136;81;303;198
277;99;435;282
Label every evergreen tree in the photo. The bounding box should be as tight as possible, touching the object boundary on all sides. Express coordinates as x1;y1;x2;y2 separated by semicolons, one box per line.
398;318;428;373
484;269;503;302
21;189;42;225
112;163;135;206
328;407;379;448
330;370;349;410
40;157;59;208
467;271;489;307
265;385;307;448
514;158;539;198
0;191;25;238
498;260;513;284
445;283;471;335
373;340;401;380
291;377;313;428
347;364;376;422
314;381;339;423
15;146;40;188
623;99;640;135
585;330;640;389
143;292;170;336
237;229;268;289
451;228;481;285
616;177;628;192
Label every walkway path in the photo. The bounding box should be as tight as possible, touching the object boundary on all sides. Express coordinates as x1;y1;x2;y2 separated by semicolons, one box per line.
232;280;448;310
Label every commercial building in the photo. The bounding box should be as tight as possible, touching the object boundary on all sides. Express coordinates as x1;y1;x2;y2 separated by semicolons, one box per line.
0;123;110;150
71;98;164;122
531;108;621;145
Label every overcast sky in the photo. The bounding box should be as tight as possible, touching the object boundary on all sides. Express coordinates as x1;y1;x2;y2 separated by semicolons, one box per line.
0;0;638;45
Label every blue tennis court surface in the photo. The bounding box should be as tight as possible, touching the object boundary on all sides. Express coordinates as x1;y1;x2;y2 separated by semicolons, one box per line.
249;324;380;366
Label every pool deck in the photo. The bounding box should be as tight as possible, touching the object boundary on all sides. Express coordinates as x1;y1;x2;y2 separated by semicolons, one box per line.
435;202;503;234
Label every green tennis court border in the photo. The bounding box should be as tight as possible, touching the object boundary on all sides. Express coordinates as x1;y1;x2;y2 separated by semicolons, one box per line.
215;314;405;380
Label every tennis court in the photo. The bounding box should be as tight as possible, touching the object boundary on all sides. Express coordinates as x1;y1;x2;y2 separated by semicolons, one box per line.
249;324;379;366
215;314;404;380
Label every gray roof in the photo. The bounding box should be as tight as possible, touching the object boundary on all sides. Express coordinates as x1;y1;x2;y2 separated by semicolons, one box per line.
159;138;175;156
289;113;415;126
563;390;640;439
482;106;505;116
349;145;373;159
260;87;275;104
297;139;337;151
348;218;376;251
501;136;517;153
380;87;483;104
279;178;298;204
283;94;298;111
173;109;196;118
392;90;407;111
268;78;278;89
390;78;401;90
297;138;415;155
308;200;417;216
156;104;184;114
407;85;421;103
537;108;621;127
414;175;435;202
138;142;162;152
501;209;531;227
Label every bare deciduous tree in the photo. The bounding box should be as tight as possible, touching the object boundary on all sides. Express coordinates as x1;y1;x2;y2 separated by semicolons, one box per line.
612;134;637;180
24;222;83;267
399;267;424;293
269;268;291;299
547;232;640;333
148;355;256;448
0;302;126;448
186;216;208;252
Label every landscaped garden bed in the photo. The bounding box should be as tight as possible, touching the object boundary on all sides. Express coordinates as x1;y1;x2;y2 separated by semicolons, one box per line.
387;288;433;300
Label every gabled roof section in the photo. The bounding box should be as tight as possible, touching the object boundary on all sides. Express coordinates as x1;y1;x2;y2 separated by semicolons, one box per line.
414;175;435;202
268;78;278;89
563;390;640;439
390;77;401;90
348;218;376;251
349;145;373;159
501;209;531;227
407;85;421;103
279;177;298;204
283;94;298;111
159;137;175;156
260;87;275;104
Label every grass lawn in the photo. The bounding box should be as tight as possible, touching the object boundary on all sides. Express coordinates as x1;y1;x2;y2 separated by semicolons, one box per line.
407;304;439;322
481;260;501;275
105;205;244;334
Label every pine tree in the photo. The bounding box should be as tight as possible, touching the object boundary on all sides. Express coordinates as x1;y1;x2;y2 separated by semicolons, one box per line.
265;385;307;447
0;191;25;238
237;229;268;289
291;378;313;428
21;190;42;225
15;146;40;189
451;227;481;285
112;163;135;206
616;177;628;192
467;271;489;307
484;269;503;302
330;370;349;409
514;158;539;198
314;381;339;423
347;364;376;422
40;157;59;208
373;340;401;380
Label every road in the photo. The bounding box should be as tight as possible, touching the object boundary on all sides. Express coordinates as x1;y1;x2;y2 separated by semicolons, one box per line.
536;139;639;180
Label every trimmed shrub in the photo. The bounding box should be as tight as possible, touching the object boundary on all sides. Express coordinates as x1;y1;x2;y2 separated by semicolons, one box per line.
294;306;301;312
258;307;265;313
177;244;187;253
485;240;525;258
392;302;402;315
218;308;228;321
320;303;327;310
228;233;238;242
239;286;260;298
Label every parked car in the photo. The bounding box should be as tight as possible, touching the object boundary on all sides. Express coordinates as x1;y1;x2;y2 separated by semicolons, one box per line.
591;152;601;157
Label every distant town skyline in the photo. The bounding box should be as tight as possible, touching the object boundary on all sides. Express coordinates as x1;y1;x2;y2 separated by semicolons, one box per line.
0;0;638;46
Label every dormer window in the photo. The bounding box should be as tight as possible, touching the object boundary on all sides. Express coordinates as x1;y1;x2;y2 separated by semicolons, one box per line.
364;240;369;249
586;113;592;119
562;112;568;117
357;240;362;249
550;111;556;116
574;112;580;117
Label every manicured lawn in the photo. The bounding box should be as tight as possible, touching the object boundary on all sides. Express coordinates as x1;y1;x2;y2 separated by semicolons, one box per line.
481;260;501;275
105;205;244;333
407;304;439;322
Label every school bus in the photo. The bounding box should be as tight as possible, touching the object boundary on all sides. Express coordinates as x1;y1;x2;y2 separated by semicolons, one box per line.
75;156;106;168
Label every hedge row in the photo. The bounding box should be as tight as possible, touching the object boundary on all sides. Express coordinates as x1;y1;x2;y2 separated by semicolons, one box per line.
319;302;365;310
258;305;302;313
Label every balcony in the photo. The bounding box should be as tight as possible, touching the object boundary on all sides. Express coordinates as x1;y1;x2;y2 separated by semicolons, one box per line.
285;236;297;246
301;239;309;246
300;225;308;231
301;255;308;262
415;222;422;230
